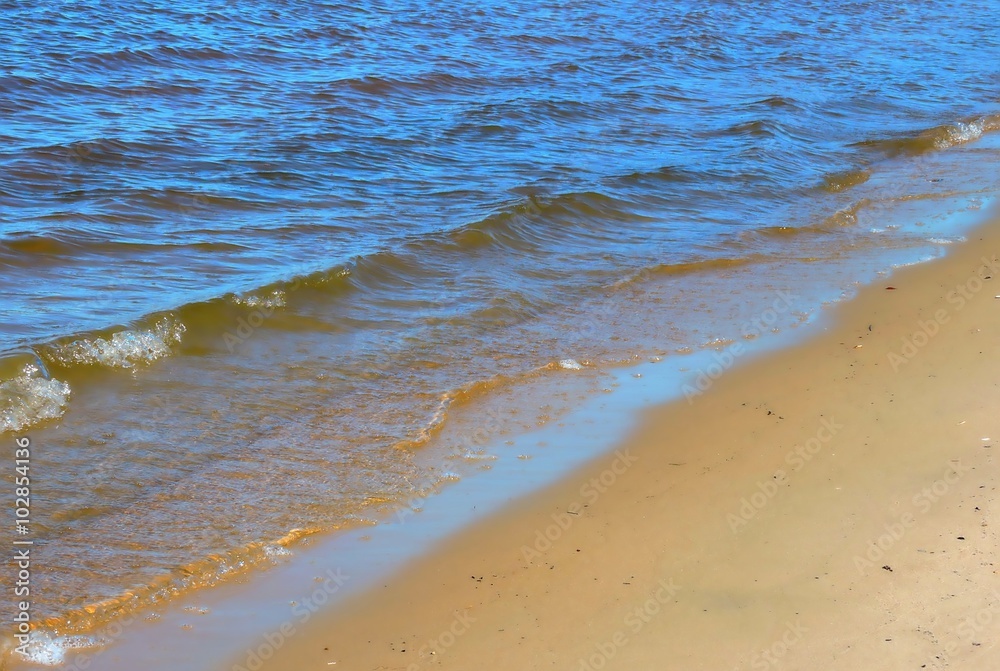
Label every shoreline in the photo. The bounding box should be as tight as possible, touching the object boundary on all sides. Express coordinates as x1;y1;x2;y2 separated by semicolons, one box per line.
8;181;1000;671
256;206;1000;670
8;134;1000;668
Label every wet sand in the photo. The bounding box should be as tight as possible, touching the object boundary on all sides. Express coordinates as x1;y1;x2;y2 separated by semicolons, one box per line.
256;212;1000;671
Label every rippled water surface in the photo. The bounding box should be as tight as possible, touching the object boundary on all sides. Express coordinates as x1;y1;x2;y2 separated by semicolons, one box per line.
2;0;1000;659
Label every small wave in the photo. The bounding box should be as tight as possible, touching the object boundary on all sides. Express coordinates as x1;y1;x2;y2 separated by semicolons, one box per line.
322;72;485;98
0;233;80;257
853;113;1000;157
611;255;769;291
6;191;651;362
130;188;268;213
6;631;107;667
446;190;653;252
42;319;186;369
0;230;249;267
706;117;793;140
755;199;869;238
748;95;801;110
726;119;779;138
932;117;994;148
31;528;320;642
12;272;340;373
647;256;763;276
819;168;871;193
392;362;571;452
31;137;146;167
263;544;292;559
0;364;71;433
69;45;234;70
617;165;697;186
608;254;773;291
509;32;592;47
108;81;207;99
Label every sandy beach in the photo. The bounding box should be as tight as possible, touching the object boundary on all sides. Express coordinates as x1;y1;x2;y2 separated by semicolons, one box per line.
255;209;1000;671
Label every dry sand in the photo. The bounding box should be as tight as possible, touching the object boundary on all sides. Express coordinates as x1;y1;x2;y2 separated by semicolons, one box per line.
257;214;1000;671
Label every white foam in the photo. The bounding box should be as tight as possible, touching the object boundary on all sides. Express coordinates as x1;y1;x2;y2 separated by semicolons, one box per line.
558;358;583;370
891;255;938;269
233;290;286;309
463;451;498;460
10;630;106;666
936;119;984;148
264;545;292;560
49;319;185;369
0;364;71;433
701;337;735;349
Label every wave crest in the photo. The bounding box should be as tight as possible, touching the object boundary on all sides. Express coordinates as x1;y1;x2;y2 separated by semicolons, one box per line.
44;319;186;369
0;364;71;433
854;113;1000;157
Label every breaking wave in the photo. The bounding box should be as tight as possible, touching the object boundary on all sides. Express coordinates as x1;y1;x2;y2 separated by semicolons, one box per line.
0;363;71;433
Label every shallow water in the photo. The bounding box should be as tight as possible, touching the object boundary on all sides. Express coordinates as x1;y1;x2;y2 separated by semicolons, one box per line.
2;0;1000;657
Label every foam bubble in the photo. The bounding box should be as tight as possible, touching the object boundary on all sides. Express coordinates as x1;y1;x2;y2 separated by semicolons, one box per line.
937;120;984;148
558;358;583;370
48;319;185;369
702;337;736;349
263;544;292;560
232;290;286;309
463;451;498;460
0;364;71;433
11;630;106;666
933;115;1000;149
